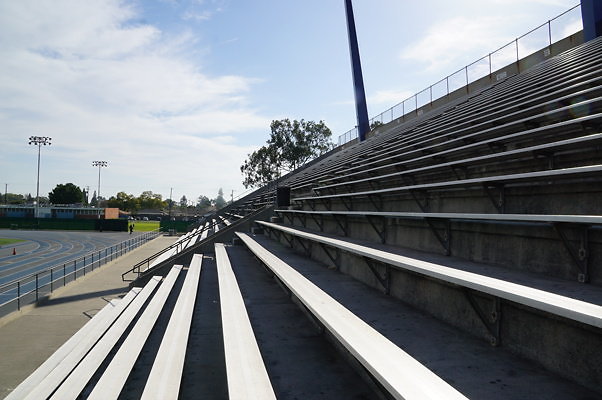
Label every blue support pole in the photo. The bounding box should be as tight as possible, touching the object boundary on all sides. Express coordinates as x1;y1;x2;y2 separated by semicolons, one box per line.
582;0;602;42
344;0;370;142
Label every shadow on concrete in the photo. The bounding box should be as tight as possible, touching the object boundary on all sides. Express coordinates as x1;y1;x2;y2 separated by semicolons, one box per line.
35;288;127;308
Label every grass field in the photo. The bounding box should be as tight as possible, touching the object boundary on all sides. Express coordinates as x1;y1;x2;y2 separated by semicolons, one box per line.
0;238;26;246
131;220;160;232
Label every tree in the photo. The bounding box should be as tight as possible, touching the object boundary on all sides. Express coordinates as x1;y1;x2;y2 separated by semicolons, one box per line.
179;195;188;208
197;195;211;209
370;120;384;130
48;183;84;205
5;193;25;204
107;192;139;212
138;191;165;210
90;190;98;207
240;119;334;188
214;188;226;209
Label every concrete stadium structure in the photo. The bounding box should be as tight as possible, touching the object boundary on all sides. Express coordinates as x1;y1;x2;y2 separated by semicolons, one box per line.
6;11;602;400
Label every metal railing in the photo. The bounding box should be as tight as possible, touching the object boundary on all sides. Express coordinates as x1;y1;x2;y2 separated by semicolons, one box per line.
121;219;221;281
338;4;583;146
0;229;161;317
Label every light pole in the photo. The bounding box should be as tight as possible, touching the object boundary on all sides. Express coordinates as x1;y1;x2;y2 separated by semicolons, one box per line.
28;136;52;218
92;161;108;206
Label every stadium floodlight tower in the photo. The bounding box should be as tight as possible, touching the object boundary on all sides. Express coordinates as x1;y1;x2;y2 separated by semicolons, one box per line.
581;0;602;41
344;0;370;142
92;160;108;206
28;136;52;218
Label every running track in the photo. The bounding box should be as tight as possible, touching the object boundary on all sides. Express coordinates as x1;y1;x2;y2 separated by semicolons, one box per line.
0;230;143;285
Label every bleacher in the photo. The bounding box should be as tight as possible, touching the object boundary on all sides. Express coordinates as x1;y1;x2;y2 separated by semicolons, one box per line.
8;32;602;400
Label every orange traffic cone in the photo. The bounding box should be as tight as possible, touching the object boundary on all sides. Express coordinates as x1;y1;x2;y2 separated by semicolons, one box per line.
12;248;16;255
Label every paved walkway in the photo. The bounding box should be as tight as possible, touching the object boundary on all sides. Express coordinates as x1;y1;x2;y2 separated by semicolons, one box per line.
0;235;179;399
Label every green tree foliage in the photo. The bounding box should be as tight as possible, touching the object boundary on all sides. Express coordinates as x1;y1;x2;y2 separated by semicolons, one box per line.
107;192;139;212
48;183;84;205
240;119;334;188
179;195;188;208
90;190;98;207
139;191;166;210
214;188;226;209
3;193;25;204
197;195;211;209
370;120;384;130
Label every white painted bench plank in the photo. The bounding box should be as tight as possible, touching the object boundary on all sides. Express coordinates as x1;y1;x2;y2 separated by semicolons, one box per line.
45;276;162;400
276;209;602;225
140;255;203;400
237;232;468;400
295;164;602;201
87;265;183;400
6;289;140;400
257;221;602;328
215;243;276;400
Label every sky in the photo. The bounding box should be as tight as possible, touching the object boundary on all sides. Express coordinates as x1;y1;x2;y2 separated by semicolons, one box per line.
0;0;582;204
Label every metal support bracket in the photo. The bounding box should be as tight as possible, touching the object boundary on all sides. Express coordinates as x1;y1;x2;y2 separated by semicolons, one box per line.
409;190;430;212
319;197;331;211
363;257;391;294
319;243;340;269
424;218;451;255
483;183;505;213
366;215;387;244
464;289;501;346
533;150;556;169
451;165;468;180
553;223;589;283
332;214;349;236
368;180;381;192
284;212;294;225
309;213;323;231
294;236;312;257
300;213;307;228
341;196;353;211
367;193;383;212
280;230;293;248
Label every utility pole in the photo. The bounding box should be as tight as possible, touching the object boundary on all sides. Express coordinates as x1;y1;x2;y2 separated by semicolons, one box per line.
231;190;234;204
169;187;173;218
4;183;7;204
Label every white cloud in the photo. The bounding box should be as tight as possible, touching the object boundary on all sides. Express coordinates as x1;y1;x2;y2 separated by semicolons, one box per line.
399;16;510;73
182;10;213;21
368;89;414;107
0;0;270;198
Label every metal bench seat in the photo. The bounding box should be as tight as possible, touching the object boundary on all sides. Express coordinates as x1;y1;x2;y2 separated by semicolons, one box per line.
275;208;602;226
236;232;468;400
21;276;162;400
315;131;602;194
254;221;602;329
295;164;602;204
84;265;184;400
5;289;141;400
286;44;602;190
215;244;276;400
140;255;203;400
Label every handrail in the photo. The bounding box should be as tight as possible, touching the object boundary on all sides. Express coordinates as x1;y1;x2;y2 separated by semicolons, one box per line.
121;219;222;281
122;204;275;282
338;3;582;146
0;229;161;316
